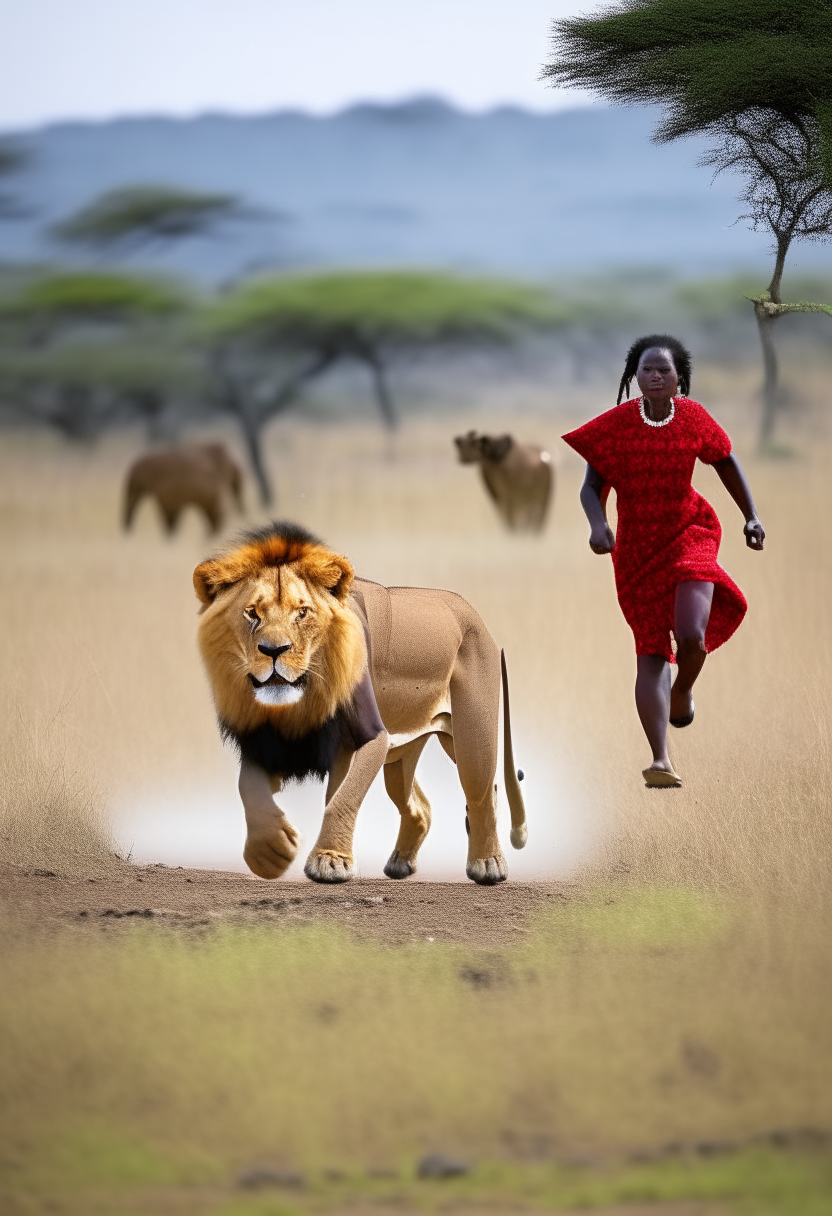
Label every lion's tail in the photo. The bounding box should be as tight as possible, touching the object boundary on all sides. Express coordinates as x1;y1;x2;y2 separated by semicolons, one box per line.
501;650;528;850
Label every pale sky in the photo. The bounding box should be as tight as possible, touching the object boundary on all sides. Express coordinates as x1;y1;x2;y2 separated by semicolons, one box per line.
0;0;597;131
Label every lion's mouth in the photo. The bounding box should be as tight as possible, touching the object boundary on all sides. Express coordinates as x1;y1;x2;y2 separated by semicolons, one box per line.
249;671;307;690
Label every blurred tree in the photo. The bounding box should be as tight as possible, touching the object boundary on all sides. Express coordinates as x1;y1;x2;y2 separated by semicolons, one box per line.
52;185;247;256
0;272;195;441
208;270;561;504
2;271;185;340
0;344;199;442
543;0;832;447
0;141;31;221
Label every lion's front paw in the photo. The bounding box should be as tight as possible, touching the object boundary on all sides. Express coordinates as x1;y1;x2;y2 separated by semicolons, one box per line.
243;820;300;880
304;850;355;884
466;853;508;885
383;849;416;880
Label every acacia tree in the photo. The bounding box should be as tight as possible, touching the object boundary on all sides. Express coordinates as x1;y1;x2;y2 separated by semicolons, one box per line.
0;271;192;440
52;185;247;256
1;344;197;441
542;0;832;447
208;270;560;504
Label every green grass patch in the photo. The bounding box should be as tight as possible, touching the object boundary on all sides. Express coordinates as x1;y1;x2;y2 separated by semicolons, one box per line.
527;884;733;952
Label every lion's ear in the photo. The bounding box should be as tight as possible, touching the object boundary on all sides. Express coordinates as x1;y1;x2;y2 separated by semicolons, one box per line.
305;551;354;602
193;559;228;606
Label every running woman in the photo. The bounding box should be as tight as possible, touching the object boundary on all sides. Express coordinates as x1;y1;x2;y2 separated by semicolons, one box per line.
563;335;765;787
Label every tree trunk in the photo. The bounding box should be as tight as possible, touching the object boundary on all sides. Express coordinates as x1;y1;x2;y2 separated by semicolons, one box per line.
754;303;781;450
365;352;398;430
237;409;273;506
766;235;790;305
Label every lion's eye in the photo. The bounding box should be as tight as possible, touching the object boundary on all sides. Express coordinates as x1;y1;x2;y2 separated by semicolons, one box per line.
296;606;309;621
244;606;260;624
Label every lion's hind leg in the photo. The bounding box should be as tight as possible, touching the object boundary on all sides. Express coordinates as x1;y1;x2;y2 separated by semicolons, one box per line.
449;621;507;885
383;736;431;880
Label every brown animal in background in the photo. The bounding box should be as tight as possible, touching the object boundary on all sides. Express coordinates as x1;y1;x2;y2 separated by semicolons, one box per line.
193;521;528;886
124;442;243;535
455;430;553;532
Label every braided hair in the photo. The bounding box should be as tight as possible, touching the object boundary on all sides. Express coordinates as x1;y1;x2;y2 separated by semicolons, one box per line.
616;334;692;404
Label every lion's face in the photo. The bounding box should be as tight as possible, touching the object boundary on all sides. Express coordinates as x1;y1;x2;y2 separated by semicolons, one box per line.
454;430;482;464
222;566;335;707
455;431;513;465
193;529;366;736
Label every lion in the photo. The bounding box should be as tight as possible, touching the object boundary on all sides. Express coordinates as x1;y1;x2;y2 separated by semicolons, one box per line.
124;442;243;535
193;521;528;885
455;430;553;532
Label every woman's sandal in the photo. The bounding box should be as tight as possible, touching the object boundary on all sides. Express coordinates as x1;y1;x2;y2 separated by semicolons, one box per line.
642;766;683;788
670;700;695;729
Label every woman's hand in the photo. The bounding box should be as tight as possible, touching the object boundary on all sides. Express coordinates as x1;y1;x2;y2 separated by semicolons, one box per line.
744;518;765;551
590;523;616;554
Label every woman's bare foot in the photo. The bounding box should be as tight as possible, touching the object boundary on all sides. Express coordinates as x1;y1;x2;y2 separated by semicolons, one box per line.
645;758;675;775
669;679;694;727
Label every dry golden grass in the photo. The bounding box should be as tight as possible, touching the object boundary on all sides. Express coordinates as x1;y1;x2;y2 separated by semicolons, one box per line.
2;365;832;1205
1;368;830;896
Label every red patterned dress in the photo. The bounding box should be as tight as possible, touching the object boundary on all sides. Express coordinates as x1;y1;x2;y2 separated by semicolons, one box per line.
562;397;747;662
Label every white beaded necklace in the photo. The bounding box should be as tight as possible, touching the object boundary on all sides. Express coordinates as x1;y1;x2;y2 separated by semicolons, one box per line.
640;396;676;427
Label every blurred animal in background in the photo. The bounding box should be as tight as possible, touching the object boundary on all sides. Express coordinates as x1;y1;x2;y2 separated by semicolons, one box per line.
193;521;528;886
123;442;243;535
455;431;553;532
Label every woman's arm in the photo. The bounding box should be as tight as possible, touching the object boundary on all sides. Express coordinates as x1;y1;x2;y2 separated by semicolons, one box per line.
712;453;765;550
580;463;616;554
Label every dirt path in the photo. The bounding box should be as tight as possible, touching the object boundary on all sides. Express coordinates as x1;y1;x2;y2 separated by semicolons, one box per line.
3;863;577;945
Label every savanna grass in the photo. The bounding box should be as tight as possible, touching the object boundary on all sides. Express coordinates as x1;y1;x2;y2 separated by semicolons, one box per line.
2;366;832;1211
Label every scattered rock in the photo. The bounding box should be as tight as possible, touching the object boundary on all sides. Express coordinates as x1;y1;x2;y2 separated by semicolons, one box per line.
756;1127;832;1149
559;1153;600;1169
100;908;154;919
77;911;88;918
32;870;57;878
694;1140;736;1157
236;1167;305;1190
681;1037;721;1078
417;1153;470;1179
361;896;386;906
459;966;494;989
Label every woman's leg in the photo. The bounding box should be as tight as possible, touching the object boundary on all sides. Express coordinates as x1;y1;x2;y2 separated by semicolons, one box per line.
670;581;714;724
636;654;672;770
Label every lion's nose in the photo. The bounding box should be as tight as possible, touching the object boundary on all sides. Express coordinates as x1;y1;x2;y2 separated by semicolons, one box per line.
257;641;291;658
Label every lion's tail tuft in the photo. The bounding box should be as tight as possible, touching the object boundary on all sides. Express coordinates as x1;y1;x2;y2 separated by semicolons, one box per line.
501;650;528;850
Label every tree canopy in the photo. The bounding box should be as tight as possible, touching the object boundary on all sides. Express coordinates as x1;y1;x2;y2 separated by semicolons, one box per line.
543;0;832;447
210;270;560;347
52;185;245;253
542;0;832;146
2;271;186;324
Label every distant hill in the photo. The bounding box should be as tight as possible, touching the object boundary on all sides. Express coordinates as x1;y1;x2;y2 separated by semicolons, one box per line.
1;98;826;282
